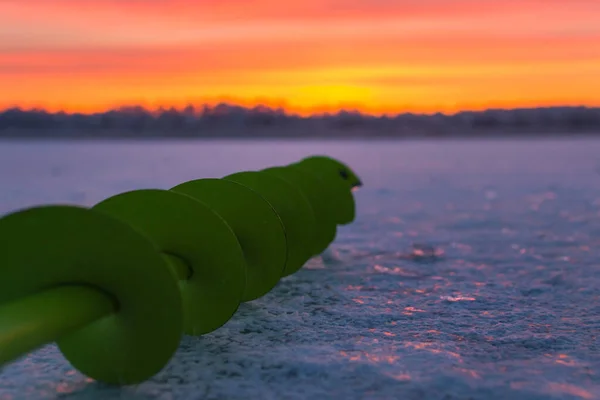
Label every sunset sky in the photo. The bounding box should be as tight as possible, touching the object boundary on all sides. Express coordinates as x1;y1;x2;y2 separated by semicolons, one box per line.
1;0;599;115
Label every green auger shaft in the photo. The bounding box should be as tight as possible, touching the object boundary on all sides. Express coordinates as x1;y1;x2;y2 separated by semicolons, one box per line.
0;253;194;366
0;286;115;366
0;155;361;385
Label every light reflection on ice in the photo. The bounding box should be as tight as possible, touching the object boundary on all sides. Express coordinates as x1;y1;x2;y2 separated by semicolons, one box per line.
440;295;476;302
403;342;463;361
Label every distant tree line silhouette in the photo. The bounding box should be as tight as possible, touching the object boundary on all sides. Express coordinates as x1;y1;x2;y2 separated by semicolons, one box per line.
1;104;599;138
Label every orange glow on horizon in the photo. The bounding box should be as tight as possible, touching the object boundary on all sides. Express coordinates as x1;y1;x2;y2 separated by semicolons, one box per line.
1;0;599;115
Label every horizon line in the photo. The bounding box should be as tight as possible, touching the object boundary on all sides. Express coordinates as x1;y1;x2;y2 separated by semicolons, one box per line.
2;102;599;118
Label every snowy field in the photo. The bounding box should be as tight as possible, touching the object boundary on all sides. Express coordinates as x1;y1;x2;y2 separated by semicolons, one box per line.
0;138;599;399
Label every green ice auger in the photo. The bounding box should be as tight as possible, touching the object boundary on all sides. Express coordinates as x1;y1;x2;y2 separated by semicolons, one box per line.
0;155;361;385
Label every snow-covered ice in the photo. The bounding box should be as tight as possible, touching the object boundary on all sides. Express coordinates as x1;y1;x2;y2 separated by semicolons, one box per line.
0;138;599;399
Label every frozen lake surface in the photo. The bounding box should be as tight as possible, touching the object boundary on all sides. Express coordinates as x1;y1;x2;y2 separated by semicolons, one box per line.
0;138;599;399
